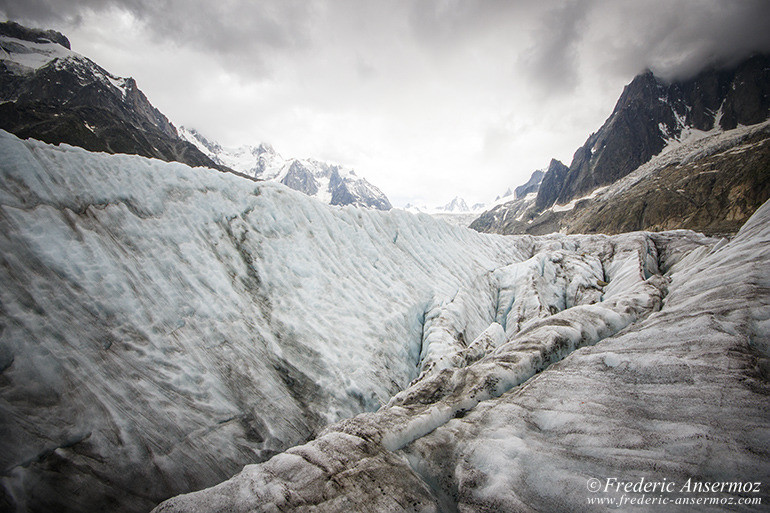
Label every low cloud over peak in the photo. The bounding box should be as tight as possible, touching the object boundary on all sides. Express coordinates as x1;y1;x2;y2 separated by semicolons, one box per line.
2;0;769;207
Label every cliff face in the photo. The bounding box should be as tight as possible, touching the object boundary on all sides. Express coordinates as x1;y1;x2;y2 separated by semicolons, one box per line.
533;159;570;211
0;21;232;174
473;54;770;236
513;168;544;199
539;54;770;212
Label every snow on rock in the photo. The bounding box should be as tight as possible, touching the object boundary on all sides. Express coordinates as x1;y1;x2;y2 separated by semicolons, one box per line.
1;28;130;101
606;120;770;199
178;127;391;210
549;185;610;212
402;198;488;229
0;31;75;73
153;201;770;511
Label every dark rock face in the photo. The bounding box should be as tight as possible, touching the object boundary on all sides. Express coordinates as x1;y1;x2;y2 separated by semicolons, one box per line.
533;159;569;211
281;161;320;196
329;169;392;210
535;54;770;212
513;169;544;199
474;122;770;237
0;20;70;49
719;55;770;130
473;54;770;236
0;21;232;174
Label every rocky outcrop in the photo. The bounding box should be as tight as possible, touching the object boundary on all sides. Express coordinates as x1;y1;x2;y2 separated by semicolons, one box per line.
513;168;544;199
473;54;770;236
533;159;569;211
539;54;770;212
0;21;233;175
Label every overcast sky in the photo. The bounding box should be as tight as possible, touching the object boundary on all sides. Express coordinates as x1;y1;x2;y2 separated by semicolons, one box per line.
2;0;770;208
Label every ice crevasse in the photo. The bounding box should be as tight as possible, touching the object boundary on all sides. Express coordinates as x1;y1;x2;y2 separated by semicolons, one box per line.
0;130;767;513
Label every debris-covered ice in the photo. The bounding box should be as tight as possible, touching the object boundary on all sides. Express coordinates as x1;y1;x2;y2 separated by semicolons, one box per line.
1;129;767;513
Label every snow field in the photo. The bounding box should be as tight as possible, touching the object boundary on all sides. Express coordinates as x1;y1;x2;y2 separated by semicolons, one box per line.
154;205;701;512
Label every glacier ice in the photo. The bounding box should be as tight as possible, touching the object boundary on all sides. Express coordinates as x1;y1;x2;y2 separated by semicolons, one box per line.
0;129;767;513
0;130;521;511
153;202;770;512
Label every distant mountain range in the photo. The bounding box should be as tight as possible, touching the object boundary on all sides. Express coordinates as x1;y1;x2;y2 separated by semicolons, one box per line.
404;196;486;214
2;19;770;513
2;20;767;233
0;21;391;210
472;54;770;236
179;127;392;210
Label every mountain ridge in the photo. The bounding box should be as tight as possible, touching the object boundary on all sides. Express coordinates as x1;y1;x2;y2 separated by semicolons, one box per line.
179;126;392;210
472;54;770;236
0;21;238;176
541;54;770;211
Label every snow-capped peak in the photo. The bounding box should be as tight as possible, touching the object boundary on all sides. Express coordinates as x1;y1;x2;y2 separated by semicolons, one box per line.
178;127;391;210
256;142;276;155
436;196;470;213
0;24;131;101
0;30;75;73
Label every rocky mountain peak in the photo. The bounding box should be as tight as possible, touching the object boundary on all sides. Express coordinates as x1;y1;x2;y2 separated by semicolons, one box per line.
178;126;391;209
532;54;770;213
256;142;276;155
0;20;70;49
179;126;222;154
472;54;770;237
438;196;470;213
513;168;546;199
533;159;569;211
0;22;229;173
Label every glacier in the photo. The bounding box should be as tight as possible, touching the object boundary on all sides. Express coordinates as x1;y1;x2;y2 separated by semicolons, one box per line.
0;130;768;512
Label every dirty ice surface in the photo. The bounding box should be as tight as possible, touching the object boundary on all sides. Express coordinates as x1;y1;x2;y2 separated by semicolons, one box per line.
1;130;767;513
156;203;770;513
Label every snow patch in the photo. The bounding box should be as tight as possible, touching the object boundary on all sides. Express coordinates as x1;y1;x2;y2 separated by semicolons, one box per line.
549;186;609;213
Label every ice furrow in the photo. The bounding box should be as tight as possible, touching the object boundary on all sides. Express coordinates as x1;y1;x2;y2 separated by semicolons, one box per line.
152;230;678;513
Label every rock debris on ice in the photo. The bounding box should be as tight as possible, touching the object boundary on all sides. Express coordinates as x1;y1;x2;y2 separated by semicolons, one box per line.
0;130;767;513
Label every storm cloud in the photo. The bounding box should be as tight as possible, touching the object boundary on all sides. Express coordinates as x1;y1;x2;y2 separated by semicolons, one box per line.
2;0;769;206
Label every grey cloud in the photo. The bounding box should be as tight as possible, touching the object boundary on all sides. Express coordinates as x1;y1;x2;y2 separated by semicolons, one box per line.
3;0;770;119
0;0;317;77
406;0;542;49
587;0;770;82
642;0;770;81
7;0;769;86
518;0;589;95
